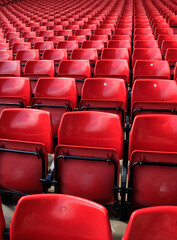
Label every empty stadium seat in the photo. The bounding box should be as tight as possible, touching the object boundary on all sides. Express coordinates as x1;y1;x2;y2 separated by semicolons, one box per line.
133;60;170;83
0;50;12;60
123;206;177;240
0;43;9;50
34;41;54;57
157;34;177;47
0;77;31;111
82;40;105;56
134;40;158;48
57;41;78;57
0;108;53;194
101;48;129;60
129;114;177;207
23;60;54;94
94;60;130;85
165;48;177;76
57;60;91;95
131;79;177;121
12;42;31;56
10;194;112;240
108;40;131;55
54;111;123;204
161;40;177;56
0;61;20;77
32;77;77;136
16;50;39;73
132;48;162;67
80;78;127;125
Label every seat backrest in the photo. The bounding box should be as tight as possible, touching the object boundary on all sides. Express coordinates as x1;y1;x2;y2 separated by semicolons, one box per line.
58;60;91;78
94;59;130;84
34;41;54;51
134;40;158;48
0;77;31;106
24;60;54;77
133;60;170;82
101;48;129;60
0;50;12;60
0;43;9;50
108;40;131;54
16;50;39;61
57;41;79;51
12;42;31;53
42;49;67;61
75;29;92;37
59;111;123;158
0;108;53;153
161;40;177;55
34;77;77;108
123;206;177;240
134;28;152;35
132;48;162;67
71;49;98;61
157;34;177;46
131;79;177;120
10;194;113;240
82;40;105;51
0;61;20;77
134;35;155;41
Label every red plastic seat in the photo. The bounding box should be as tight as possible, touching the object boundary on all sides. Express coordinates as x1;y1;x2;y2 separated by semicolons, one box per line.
0;43;9;51
132;48;162;67
0;108;53;194
94;60;130;84
71;49;98;74
114;28;132;36
42;49;67;73
6;32;20;41
57;60;91;95
57;41;78;57
32;77;77;136
134;35;155;41
90;35;109;45
55;111;123;204
82;40;105;56
94;29;112;38
165;48;177;76
101;48;129;60
38;30;54;40
154;28;173;39
23;60;54;94
57;30;73;39
34;41;54;57
75;29;92;38
16;50;39;73
27;37;44;48
129;114;177;207
22;31;36;40
111;35;131;41
123;206;177;240
134;40;158;48
10;194;112;240
82;24;97;31
12;42;31;56
0;61;20;77
80;78;127;125
108;40;131;55
0;77;31;110
161;40;177;56
133;60;170;83
131;79;177;121
157;35;177;47
134;28;152;35
68;36;87;46
0;50;12;60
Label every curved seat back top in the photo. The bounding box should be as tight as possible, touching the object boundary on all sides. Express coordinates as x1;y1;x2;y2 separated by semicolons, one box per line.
32;77;77;135
0;61;21;77
131;79;177;120
10;194;113;240
80;78;127;125
0;109;53;194
55;111;123;204
133;60;170;83
0;50;12;60
123;206;177;240
129;114;177;207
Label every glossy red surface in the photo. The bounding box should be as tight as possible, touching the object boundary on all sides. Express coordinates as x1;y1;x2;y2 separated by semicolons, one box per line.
12;42;31;53
108;40;131;54
134;35;155;41
134;28;152;35
161;40;177;55
57;30;72;37
157;34;177;46
0;43;9;50
94;59;130;84
131;79;177;119
114;28;132;36
43;49;67;61
75;29;92;37
33;77;77;134
16;50;39;62
71;49;98;61
0;50;12;60
57;41;78;51
129;114;177;207
133;60;170;82
38;30;54;38
94;29;112;37
155;28;173;39
101;48;129;60
58;60;91;95
10;194;113;240
58;111;123;158
0;108;53;153
0;77;31;106
123;206;177;240
134;40;158;48
34;41;54;51
82;40;105;51
90;35;109;43
0;61;20;77
132;48;162;67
